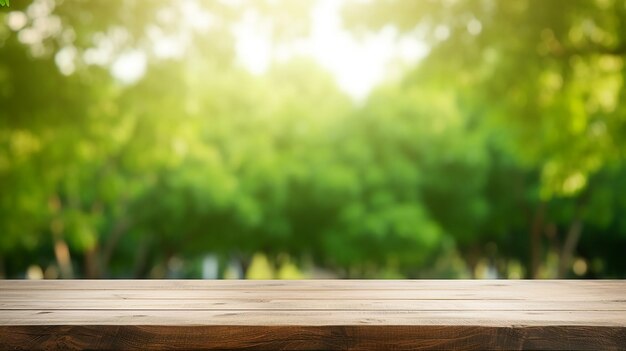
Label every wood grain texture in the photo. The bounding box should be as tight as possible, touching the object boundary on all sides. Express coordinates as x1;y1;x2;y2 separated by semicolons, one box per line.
0;279;623;290
1;325;625;351
0;280;624;350
2;298;623;311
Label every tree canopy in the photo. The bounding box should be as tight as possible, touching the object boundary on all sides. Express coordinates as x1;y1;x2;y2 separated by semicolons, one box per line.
1;0;625;279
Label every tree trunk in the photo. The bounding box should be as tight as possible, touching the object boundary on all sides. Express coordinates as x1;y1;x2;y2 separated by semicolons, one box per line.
84;245;100;278
558;216;583;278
529;202;546;278
100;216;131;277
54;239;74;279
133;238;152;278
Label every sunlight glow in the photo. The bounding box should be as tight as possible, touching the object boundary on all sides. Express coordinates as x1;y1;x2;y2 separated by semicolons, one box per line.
232;0;428;100
233;10;272;75
82;0;428;96
111;50;147;84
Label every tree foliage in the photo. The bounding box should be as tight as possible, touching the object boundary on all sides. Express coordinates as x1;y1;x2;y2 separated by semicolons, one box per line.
0;0;625;279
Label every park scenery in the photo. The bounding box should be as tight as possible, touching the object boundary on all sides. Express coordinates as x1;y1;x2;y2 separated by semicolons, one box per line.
1;0;625;279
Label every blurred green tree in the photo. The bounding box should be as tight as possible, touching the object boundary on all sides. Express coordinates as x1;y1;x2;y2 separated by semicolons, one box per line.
0;0;624;279
345;0;626;277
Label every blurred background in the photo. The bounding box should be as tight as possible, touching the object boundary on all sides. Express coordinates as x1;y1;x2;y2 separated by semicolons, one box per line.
1;0;625;280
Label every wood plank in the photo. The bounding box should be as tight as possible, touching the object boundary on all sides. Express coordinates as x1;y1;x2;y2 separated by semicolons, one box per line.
0;288;622;301
1;279;623;290
1;309;624;326
1;325;624;350
1;298;623;311
1;280;624;350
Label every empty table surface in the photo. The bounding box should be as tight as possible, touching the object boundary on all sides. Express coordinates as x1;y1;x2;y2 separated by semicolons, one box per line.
0;280;624;350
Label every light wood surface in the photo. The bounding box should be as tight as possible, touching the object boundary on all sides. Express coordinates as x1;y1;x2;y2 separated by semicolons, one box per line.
0;280;624;350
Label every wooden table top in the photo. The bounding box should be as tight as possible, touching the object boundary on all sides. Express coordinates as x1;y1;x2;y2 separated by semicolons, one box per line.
0;280;624;350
